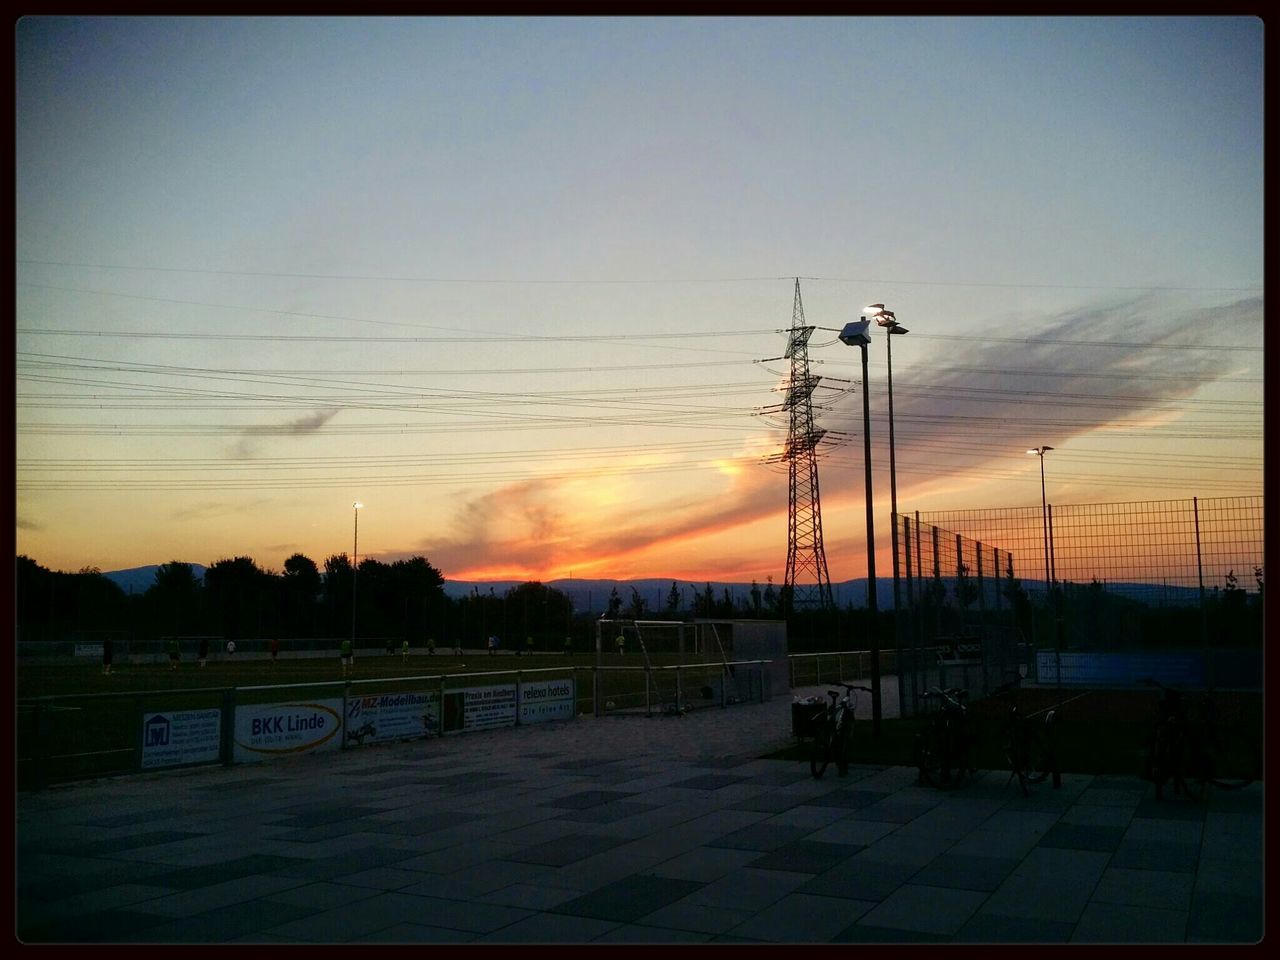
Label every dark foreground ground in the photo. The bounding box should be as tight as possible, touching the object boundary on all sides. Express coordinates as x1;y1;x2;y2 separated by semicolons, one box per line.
17;684;1263;944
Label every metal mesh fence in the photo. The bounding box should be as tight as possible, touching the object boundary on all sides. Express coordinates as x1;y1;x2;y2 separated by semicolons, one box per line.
900;497;1264;689
911;496;1263;607
894;515;1022;717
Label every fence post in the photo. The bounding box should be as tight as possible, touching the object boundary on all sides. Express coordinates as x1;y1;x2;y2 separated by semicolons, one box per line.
438;674;446;736
977;541;989;696
1194;496;1211;685
515;670;522;726
902;515;916;719
220;688;235;766
134;694;144;773
31;700;46;790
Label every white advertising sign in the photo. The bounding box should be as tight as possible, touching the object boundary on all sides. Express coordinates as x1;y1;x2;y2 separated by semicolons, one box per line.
461;683;518;731
233;700;343;762
344;690;440;746
519;677;576;724
141;708;221;769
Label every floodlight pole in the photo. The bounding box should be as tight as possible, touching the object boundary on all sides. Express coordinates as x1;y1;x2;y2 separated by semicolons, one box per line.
352;502;363;644
868;305;909;730
860;336;881;733
1028;447;1059;685
839;316;880;734
1028;448;1053;596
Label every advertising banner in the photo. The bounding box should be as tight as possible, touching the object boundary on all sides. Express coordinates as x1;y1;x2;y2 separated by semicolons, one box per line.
519;677;575;724
141;708;221;769
443;683;517;732
344;690;440;746
233;699;343;762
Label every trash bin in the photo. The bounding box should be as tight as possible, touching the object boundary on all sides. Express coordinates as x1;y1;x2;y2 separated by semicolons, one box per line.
792;697;825;739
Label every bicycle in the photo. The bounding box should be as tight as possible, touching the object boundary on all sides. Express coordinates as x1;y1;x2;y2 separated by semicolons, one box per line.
810;682;874;779
991;681;1057;796
1140;677;1259;802
916;686;976;789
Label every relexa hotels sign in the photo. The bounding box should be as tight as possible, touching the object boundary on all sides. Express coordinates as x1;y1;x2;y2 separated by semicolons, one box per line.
233;700;343;762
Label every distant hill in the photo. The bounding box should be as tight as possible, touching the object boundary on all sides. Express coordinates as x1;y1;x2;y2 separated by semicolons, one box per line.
443;578;901;613
101;564;206;595
101;565;1192;610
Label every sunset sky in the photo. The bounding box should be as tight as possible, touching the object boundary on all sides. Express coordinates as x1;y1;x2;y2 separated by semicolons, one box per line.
15;17;1263;585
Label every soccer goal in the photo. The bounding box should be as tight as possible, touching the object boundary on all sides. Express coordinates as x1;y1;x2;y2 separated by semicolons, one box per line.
595;619;738;716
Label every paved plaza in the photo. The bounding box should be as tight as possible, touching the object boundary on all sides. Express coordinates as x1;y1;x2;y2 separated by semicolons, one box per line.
16;684;1264;943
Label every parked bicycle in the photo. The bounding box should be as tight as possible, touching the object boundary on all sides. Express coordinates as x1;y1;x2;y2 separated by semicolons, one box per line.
1140;677;1259;802
810;681;874;779
916;686;976;789
991;681;1058;796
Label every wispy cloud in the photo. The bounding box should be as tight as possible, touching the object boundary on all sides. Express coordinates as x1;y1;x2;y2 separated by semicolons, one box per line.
356;295;1263;583
171;499;274;523
411;460;786;581
823;293;1262;498
231;408;341;458
16;518;43;532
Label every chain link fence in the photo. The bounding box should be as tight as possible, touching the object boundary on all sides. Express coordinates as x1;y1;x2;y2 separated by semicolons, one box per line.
892;496;1264;707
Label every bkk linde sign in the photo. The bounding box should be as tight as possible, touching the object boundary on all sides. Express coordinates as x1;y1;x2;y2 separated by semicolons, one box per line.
140;678;577;768
233;700;344;762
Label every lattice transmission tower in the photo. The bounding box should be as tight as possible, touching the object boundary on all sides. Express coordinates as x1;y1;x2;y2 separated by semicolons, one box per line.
765;279;835;611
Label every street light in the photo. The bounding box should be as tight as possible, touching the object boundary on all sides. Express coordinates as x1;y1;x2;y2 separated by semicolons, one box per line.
838;315;881;734
352;502;363;645
1027;447;1060;685
1026;448;1053;594
864;304;909;719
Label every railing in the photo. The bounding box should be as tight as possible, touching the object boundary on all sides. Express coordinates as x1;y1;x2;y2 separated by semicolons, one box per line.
591;659;772;717
788;649;905;688
17;659;778;790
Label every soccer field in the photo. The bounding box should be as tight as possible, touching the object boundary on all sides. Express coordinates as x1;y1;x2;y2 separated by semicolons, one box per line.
18;651;614;700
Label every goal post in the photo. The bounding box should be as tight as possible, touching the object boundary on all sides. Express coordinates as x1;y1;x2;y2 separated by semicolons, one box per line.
594;619;727;715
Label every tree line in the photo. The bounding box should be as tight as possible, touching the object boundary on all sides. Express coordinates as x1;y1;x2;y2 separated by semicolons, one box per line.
15;555;811;649
16;555;881;651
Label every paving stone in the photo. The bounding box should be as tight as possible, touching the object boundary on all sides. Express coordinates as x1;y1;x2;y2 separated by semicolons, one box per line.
552;874;705;922
1036;821;1126;852
909;852;1020;892
1186;892;1263;943
1070;901;1188;942
707;822;812;852
502;832;630;867
727;891;873;942
952;912;1075;943
747;840;863;874
539;789;638;809
1109;838;1200;873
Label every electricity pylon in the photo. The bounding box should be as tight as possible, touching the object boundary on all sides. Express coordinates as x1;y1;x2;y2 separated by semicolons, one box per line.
765;279;834;611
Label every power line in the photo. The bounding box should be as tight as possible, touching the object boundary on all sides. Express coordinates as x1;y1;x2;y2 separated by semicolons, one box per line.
17;260;1262;292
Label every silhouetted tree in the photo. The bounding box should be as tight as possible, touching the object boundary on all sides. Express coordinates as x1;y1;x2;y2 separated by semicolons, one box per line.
627;587;647;620
666;581;681;615
281;553;322;637
204;556;273;640
148;561;203;637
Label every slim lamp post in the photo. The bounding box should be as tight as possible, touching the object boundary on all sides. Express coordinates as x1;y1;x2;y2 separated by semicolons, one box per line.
839;316;881;734
865;304;909;723
352;501;363;645
1027;448;1053;595
1027;447;1057;684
